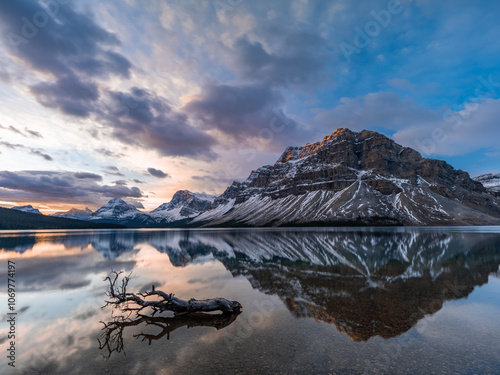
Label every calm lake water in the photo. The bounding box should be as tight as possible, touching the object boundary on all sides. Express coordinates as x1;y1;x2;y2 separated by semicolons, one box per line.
1;227;500;374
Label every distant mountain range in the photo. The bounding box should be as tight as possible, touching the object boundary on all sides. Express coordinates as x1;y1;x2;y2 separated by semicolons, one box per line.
7;129;500;228
50;190;216;228
0;207;124;230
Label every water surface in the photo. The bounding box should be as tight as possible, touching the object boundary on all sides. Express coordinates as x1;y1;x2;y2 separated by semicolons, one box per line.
1;227;500;374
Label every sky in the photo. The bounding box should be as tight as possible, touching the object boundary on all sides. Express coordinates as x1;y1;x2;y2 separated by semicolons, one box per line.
0;0;499;213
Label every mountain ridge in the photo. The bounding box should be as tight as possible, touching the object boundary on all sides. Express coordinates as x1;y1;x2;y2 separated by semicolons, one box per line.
6;128;500;228
191;128;500;226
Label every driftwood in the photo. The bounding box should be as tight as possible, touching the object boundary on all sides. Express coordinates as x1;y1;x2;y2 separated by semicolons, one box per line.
98;313;239;358
103;271;242;316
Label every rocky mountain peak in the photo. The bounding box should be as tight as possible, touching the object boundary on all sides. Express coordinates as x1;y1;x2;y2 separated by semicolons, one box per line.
67;207;92;214
193;128;500;226
150;190;215;223
277;128;352;163
94;198;139;216
171;190;195;203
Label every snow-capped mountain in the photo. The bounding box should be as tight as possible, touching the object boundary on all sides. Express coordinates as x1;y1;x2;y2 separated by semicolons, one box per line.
52;207;93;220
474;173;500;195
23;129;500;228
149;190;215;224
193;129;500;226
90;198;157;227
52;191;216;227
11;205;42;215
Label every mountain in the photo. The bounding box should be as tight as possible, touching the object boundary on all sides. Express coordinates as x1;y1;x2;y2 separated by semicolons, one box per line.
474;173;500;196
7;129;500;228
11;205;42;215
89;198;157;227
0;207;124;230
52;207;93;220
149;190;215;224
192;128;500;226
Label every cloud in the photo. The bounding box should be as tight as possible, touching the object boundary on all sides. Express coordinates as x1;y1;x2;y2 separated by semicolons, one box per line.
95;147;125;158
394;98;500;156
0;2;218;161
24;128;43;138
0;139;53;161
112;180;127;186
0;124;22;136
147;168;169;179
29;149;52;161
0;69;10;83
30;74;99;117
0;0;131;79
0;0;132;121
74;172;102;181
102;165;125;177
183;81;310;150
311;92;440;132
311;91;500;157
102;88;218;160
227;32;330;89
0;170;145;206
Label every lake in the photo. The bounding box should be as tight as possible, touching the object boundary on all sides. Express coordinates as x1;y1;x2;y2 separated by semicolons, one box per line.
1;227;500;374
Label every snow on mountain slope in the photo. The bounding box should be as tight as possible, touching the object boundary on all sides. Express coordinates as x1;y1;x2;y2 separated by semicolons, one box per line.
192;128;500;226
474;173;500;193
149;190;215;223
90;198;157;227
52;207;93;220
11;205;42;215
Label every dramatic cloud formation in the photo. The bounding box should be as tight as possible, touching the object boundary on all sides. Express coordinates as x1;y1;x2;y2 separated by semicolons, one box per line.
0;0;499;209
0;0;218;161
103;88;218;160
0;170;145;206
227;32;330;89
0;0;130;74
184;81;312;150
0;0;131;118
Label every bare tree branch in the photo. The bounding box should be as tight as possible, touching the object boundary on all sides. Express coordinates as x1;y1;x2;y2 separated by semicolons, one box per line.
103;271;242;316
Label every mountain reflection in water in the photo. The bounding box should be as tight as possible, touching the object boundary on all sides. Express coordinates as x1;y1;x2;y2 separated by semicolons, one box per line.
1;228;500;343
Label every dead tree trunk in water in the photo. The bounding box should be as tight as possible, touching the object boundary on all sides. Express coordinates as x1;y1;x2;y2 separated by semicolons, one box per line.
103;271;242;316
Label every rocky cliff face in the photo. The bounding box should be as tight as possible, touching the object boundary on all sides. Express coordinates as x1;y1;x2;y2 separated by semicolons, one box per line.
194;128;500;226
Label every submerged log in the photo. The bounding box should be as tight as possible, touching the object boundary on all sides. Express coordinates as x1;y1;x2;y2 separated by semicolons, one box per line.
103;271;242;316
